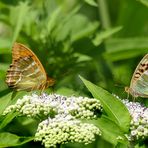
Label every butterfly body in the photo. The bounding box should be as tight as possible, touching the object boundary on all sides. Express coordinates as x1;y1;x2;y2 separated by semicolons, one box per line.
125;54;148;98
6;43;55;91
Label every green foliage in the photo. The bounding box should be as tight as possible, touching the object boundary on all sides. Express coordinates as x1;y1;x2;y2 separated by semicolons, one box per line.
0;0;148;147
80;76;130;145
0;132;33;147
139;0;148;7
80;76;131;132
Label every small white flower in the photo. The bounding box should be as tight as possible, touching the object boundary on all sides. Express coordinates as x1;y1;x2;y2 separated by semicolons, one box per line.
114;95;148;141
3;93;102;148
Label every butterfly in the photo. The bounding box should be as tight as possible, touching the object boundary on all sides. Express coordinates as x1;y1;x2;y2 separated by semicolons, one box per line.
6;42;55;91
125;54;148;98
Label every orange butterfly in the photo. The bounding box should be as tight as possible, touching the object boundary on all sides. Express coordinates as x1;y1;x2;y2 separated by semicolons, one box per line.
6;42;55;91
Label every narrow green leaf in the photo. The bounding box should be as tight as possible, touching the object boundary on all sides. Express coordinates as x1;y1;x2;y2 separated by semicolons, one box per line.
0;112;18;129
84;0;98;7
0;132;33;147
104;49;147;61
79;76;131;132
139;0;148;7
48;6;82;42
11;2;30;43
105;38;148;61
93;26;122;46
106;38;148;53
72;21;99;42
47;7;61;34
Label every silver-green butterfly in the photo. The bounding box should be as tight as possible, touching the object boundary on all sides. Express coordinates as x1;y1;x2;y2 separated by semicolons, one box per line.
125;54;148;98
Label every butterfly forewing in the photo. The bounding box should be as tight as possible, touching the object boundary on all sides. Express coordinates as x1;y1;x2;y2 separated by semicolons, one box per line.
129;54;148;98
6;43;54;91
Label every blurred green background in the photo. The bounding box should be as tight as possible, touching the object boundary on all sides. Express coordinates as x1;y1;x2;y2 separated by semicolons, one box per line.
0;0;148;147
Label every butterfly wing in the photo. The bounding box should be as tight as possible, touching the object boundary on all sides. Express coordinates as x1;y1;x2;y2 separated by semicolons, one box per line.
6;43;48;91
129;54;148;97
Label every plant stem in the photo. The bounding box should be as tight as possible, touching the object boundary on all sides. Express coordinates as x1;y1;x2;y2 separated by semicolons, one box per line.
97;0;111;29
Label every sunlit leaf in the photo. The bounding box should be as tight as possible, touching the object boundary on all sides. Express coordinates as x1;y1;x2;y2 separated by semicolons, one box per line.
79;76;131;132
47;7;61;34
0;132;33;147
93;26;122;46
0;112;18;129
139;0;148;7
72;21;99;42
11;1;30;43
105;38;148;61
0;92;12;115
84;0;98;7
94;116;128;145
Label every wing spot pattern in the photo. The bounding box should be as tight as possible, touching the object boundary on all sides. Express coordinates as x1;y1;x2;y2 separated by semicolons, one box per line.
6;42;55;91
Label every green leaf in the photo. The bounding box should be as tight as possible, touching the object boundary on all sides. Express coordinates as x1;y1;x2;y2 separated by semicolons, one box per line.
0;91;27;115
94;116;128;145
0;92;12;115
139;0;148;7
84;0;98;7
105;38;148;61
0;91;25;129
47;7;61;34
72;21;99;42
0;132;33;147
0;112;18;129
11;1;30;43
93;26;122;46
116;142;130;148
79;76;131;132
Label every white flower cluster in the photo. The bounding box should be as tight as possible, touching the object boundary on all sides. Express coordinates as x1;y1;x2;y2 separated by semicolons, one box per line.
3;94;57;118
4;93;102;119
35;114;101;148
121;99;148;141
3;93;102;147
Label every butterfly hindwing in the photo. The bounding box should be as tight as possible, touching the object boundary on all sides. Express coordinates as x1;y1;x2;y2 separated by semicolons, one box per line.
132;70;148;97
6;43;54;91
129;54;148;97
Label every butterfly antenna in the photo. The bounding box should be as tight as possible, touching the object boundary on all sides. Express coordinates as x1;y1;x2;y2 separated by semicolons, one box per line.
114;84;125;88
